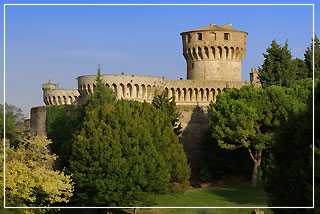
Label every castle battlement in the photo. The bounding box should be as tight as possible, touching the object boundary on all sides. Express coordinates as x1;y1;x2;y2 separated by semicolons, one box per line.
181;23;247;81
34;22;259;167
42;23;252;107
43;74;250;106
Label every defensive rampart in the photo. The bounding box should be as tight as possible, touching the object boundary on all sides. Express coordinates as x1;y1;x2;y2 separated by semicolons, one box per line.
43;89;80;105
31;22;259;171
43;74;250;106
181;23;247;81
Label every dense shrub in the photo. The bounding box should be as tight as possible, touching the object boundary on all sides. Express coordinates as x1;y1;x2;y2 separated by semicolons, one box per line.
0;136;73;211
46;105;83;169
264;79;319;213
67;70;190;207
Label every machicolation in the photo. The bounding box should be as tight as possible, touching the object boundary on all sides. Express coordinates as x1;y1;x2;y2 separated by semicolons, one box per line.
31;22;259;168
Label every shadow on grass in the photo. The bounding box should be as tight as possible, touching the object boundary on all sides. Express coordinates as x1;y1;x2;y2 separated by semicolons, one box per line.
203;182;267;206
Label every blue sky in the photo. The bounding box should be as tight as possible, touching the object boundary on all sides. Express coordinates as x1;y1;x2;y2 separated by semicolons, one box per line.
0;1;319;116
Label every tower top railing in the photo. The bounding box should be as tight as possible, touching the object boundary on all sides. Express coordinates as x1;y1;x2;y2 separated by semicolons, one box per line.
42;79;60;90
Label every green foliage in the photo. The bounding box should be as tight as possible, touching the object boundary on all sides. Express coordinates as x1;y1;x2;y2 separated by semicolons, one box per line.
152;89;182;136
211;86;278;150
305;34;320;78
264;79;319;213
84;65;116;112
200;129;252;181
67;70;190;207
0;136;73;211
0;103;27;146
258;40;305;88
293;58;309;80
46;105;83;169
209;83;310;186
315;146;320;214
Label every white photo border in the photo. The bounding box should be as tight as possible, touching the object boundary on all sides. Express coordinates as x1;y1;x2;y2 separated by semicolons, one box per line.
2;3;316;210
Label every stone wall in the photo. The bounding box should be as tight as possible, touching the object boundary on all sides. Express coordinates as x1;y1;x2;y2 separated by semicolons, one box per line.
43;89;80;105
42;74;250;107
181;23;247;82
30;106;47;136
29;103;212;170
77;74;164;105
178;105;211;171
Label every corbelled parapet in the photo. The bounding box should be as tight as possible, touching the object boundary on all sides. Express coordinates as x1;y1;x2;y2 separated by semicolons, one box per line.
180;23;248;81
42;79;80;105
34;22;255;170
76;74;249;105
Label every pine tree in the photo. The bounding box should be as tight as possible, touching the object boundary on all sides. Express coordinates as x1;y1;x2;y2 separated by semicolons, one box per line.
152;89;182;136
264;79;318;212
85;65;116;111
293;58;309;80
258;40;297;88
305;34;320;78
209;83;310;187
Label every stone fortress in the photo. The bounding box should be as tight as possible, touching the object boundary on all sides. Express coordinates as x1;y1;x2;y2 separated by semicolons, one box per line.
42;22;253;106
32;22;259;168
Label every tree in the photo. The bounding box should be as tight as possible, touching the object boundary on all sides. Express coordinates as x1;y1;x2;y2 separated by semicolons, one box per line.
0;136;73;210
258;40;297;88
264;79;318;212
305;34;320;78
46;105;83;170
293;58;309;80
209;84;307;187
67;68;190;207
152;89;182;135
200;129;252;181
84;65;116;112
0;103;27;146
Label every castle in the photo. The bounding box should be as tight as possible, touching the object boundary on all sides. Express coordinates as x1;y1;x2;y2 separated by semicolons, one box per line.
31;22;258;167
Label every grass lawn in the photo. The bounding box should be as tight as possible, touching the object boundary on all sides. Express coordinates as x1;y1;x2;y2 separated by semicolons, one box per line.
140;182;272;214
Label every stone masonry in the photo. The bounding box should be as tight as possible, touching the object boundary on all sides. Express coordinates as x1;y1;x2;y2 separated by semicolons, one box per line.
31;22;258;168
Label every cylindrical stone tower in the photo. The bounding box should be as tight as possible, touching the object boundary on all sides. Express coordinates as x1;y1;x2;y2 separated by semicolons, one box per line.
180;23;248;81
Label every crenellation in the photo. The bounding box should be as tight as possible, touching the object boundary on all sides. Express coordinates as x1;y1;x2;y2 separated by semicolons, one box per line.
35;23;258;157
43;88;80;106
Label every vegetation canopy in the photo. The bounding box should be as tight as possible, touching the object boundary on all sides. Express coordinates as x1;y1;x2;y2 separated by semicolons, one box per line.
264;79;318;213
0;136;74;210
67;67;190;207
152;89;182;136
209;82;310;187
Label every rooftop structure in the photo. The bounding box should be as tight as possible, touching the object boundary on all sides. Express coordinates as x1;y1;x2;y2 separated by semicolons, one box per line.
41;23;252;106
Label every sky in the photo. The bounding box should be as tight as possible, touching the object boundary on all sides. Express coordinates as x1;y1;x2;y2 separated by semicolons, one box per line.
0;0;319;116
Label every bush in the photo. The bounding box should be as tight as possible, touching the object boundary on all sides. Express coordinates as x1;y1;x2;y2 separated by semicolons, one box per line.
0;136;73;210
46;105;83;169
67;70;190;207
264;79;318;213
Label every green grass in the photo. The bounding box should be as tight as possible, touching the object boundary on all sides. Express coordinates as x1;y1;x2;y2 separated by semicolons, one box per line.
139;182;272;214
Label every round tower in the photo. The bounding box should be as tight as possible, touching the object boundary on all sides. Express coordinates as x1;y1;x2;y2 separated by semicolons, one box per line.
180;23;248;81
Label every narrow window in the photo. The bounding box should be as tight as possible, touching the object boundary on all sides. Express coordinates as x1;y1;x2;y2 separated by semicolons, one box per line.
224;33;230;40
187;34;191;43
197;33;202;40
211;32;216;40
